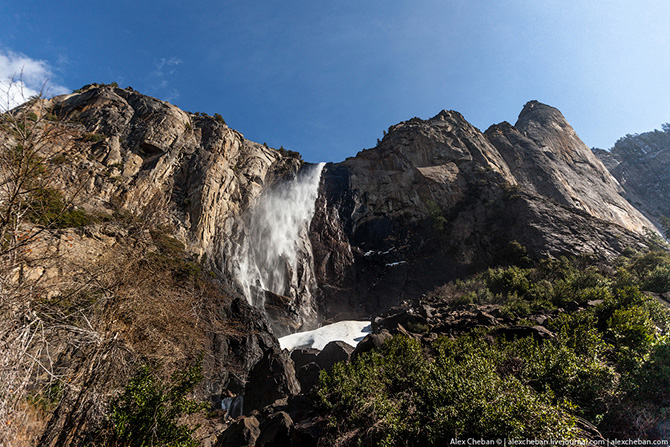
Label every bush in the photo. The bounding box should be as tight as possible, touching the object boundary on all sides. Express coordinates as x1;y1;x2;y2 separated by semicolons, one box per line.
485;266;531;297
27;188;94;228
148;229;202;281
642;264;670;292
82;132;106;143
607;306;656;364
317;336;579;444
106;359;205;447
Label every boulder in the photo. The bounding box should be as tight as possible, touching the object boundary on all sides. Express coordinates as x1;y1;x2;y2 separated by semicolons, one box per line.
257;411;293;447
290;418;322;447
296;362;321;393
290;348;319;371
372;309;427;334
216;416;260;447
244;348;300;414
351;329;393;361
316;341;354;371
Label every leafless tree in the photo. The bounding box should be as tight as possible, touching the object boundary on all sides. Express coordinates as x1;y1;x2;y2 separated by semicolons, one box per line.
0;75;81;446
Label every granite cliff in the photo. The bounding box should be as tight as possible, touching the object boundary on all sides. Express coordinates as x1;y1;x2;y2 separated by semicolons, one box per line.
26;86;656;327
311;101;655;320
593;124;670;231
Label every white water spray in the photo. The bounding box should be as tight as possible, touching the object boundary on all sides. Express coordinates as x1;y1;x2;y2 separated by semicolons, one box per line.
235;163;325;314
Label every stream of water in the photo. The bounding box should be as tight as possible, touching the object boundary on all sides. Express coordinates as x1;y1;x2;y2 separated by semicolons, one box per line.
235;162;325;314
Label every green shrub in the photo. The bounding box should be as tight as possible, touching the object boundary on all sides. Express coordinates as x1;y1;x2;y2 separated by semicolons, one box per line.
106;360;205;447
607;306;656;362
27;188;94;228
319;248;670;441
82;132;106;143
485;266;531;297
317;336;578;444
634;339;670;403
642;264;670;292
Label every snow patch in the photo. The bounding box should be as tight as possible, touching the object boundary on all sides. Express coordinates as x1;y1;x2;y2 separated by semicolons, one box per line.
279;320;371;351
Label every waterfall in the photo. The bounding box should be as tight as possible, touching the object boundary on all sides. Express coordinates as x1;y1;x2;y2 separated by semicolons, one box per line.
235;162;325;321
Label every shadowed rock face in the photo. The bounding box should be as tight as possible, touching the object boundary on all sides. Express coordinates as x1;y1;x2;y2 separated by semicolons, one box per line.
310;101;655;320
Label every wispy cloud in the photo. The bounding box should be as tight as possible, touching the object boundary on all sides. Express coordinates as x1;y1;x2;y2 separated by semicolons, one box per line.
0;50;69;111
148;56;182;102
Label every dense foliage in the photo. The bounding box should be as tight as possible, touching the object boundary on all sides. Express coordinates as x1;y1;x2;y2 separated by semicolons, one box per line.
317;249;670;444
103;359;206;447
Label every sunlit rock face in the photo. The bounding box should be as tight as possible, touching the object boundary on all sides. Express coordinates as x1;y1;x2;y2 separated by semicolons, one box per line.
310;102;655;320
487;101;651;234
592;125;670;233
48;84;316;334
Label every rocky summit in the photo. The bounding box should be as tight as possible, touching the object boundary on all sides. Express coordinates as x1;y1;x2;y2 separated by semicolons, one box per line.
312;100;655;320
1;84;667;446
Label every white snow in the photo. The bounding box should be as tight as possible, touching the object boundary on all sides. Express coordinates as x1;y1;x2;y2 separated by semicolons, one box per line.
279;320;371;351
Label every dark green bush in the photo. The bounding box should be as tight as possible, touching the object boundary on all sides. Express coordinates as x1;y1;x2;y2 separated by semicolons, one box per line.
106;360;205;447
317;336;579;445
27;188;94;228
485;266;531;297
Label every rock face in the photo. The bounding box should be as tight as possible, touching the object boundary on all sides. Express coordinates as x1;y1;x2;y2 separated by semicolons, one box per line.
486;101;650;234
48;84;319;335
41;88;656;328
310;101;655;320
592;124;670;230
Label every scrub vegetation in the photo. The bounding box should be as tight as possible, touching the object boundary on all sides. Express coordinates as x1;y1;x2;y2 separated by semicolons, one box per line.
317;249;670;443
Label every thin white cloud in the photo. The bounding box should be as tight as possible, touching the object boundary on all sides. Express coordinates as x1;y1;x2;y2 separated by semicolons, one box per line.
148;56;182;102
0;50;69;111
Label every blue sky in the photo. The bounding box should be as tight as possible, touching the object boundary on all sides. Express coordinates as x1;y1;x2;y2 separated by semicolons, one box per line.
2;1;669;162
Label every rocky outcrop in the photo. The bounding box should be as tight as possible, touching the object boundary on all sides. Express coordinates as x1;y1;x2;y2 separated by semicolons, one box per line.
486;101;650;234
592;124;670;230
215;416;261;447
243;347;300;414
45;84;319;335
311;101;655;320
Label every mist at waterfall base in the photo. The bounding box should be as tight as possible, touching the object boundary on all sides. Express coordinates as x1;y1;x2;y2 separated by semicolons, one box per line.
235;162;324;324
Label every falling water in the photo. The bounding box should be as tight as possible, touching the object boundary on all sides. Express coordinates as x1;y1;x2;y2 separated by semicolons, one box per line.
235;162;325;314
